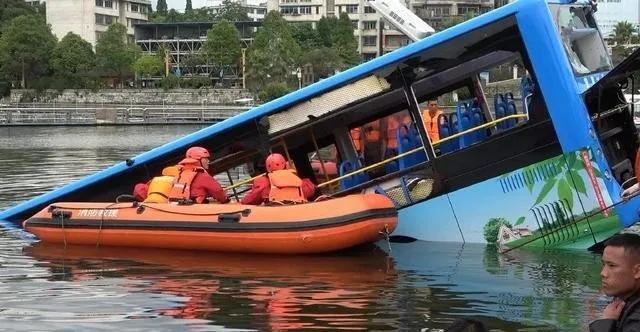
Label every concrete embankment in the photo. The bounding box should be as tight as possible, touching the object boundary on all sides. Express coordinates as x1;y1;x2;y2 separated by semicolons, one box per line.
0;88;256;125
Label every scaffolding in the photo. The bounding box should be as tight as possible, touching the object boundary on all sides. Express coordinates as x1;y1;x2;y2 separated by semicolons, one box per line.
134;21;260;85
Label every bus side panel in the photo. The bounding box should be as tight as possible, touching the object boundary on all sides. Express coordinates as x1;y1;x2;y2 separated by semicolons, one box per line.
395;195;463;243
445;152;622;249
565;148;623;244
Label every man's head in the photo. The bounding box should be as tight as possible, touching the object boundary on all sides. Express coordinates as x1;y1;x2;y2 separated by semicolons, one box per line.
601;233;640;298
266;153;287;172
427;99;439;114
185;146;211;170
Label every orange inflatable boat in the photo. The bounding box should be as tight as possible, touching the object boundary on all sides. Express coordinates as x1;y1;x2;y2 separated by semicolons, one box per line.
22;194;397;254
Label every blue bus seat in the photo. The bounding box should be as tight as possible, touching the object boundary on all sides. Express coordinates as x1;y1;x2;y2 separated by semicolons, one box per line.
437;114;454;154
447;112;460;151
338;159;370;190
494;93;506;130
397;123;427;169
520;75;535;113
470;106;487;142
504;92;517;128
383;148;399;174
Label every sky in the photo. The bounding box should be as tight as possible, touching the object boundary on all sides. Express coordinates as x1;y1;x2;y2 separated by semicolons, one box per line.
153;0;215;12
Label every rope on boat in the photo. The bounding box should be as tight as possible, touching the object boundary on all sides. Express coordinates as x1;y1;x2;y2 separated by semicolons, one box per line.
380;224;392;253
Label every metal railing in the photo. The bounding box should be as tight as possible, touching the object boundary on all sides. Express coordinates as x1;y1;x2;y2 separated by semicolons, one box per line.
0;104;251;125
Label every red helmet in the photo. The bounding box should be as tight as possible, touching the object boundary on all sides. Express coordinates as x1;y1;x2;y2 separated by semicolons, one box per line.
266;153;286;172
186;147;210;160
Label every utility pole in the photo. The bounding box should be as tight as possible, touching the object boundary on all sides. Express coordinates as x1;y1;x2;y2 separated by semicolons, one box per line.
241;48;246;89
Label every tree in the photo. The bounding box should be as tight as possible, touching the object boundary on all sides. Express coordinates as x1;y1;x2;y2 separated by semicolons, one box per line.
51;32;95;86
0;0;45;29
333;12;360;65
246;11;301;91
610;21;636;45
133;54;163;78
291;23;321;51
483;217;511;244
317;16;338;47
95;24;140;85
300;47;344;80
0;15;56;88
215;0;250;22
156;0;168;15
258;82;290;102
185;0;193;13
203;20;241;70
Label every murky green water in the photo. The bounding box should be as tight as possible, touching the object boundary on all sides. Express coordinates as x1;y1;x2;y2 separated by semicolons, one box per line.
0;126;610;331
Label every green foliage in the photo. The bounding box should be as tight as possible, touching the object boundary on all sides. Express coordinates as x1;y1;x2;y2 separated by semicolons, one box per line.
0;15;56;88
246;11;301;91
291;23;321;51
300;47;344;79
160;74;181;90
610;21;637;45
133;54;163;78
483;217;511;243
317;16;338;48
203;20;241;67
180;52;203;76
185;0;193;13
258;82;290;102
441;12;476;30
181;76;211;88
216;0;250;22
334;13;360;65
95;24;140;83
156;0;168;15
0;0;45;30
52;32;95;83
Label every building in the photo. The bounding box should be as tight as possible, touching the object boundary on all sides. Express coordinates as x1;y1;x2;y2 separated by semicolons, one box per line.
134;21;260;83
266;0;414;59
410;0;494;31
206;0;267;21
24;0;43;6
595;0;640;40
267;0;494;58
46;0;152;46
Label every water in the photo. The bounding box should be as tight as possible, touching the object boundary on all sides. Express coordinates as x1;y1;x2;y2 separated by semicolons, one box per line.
0;126;609;331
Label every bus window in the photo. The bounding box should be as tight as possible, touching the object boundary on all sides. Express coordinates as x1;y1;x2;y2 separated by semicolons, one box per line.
549;4;612;75
307;143;339;193
349;109;421;180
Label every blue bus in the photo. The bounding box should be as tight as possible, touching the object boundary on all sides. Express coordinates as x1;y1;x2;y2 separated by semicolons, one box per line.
2;0;639;251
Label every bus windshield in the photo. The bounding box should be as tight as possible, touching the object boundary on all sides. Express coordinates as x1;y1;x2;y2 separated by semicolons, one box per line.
549;4;612;76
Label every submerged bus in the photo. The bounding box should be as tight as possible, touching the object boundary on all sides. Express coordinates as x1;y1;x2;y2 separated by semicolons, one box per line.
2;0;640;251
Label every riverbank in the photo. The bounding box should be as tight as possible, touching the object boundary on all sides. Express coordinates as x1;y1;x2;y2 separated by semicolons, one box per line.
0;104;251;126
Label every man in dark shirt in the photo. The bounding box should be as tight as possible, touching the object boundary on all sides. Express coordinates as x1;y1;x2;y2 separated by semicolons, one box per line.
590;233;640;332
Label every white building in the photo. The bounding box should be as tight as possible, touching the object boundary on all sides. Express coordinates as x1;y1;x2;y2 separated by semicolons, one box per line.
46;0;152;46
206;0;267;21
595;0;640;39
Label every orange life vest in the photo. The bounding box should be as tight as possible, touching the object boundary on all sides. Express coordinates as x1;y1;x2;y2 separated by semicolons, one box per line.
168;158;206;202
267;169;306;204
144;176;175;203
422;109;443;143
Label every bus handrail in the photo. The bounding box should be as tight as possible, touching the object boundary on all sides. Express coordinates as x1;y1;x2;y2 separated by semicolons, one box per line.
317;114;529;188
433;114;528;146
224;114;528;192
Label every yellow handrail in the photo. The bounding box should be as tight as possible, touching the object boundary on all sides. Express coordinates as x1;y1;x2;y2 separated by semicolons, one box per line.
224;172;265;191
225;114;528;192
317;147;423;188
318;113;528;188
433;114;527;146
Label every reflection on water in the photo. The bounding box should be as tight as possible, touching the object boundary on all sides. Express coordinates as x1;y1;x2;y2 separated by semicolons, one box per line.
0;126;610;331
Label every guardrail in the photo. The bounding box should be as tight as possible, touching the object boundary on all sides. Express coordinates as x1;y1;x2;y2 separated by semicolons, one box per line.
0;105;252;125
